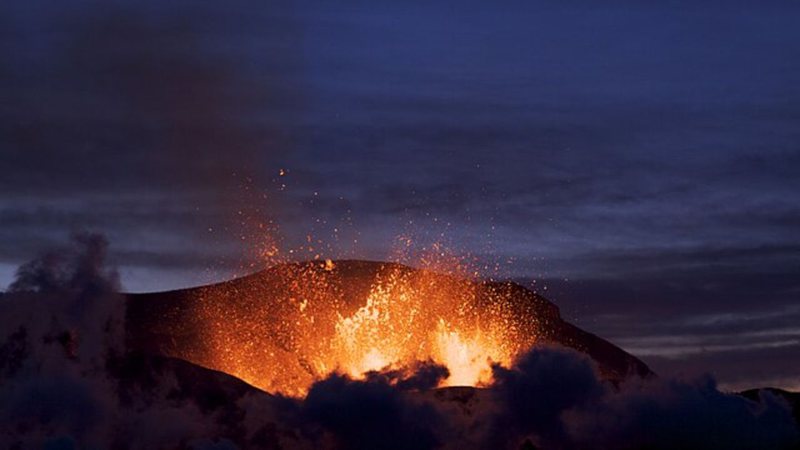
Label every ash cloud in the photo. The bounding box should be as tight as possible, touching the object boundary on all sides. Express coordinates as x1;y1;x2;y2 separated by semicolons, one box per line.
565;377;798;450
484;346;799;450
0;233;122;448
0;234;243;449
364;360;451;391
283;346;798;449
2;232;124;369
486;347;607;448
10;231;119;295
296;373;444;450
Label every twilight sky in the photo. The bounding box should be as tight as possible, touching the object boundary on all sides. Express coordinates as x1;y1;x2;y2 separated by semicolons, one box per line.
2;0;799;389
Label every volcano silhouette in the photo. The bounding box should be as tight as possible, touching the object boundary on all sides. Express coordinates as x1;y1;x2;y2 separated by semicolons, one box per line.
127;260;653;390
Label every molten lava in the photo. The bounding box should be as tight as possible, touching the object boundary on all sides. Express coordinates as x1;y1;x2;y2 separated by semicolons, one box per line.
173;259;544;397
327;268;515;386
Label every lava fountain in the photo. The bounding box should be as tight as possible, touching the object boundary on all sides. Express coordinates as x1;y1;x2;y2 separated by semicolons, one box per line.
152;256;548;397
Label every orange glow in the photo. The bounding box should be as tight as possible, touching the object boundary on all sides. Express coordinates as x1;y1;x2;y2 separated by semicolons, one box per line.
176;243;544;397
435;320;497;386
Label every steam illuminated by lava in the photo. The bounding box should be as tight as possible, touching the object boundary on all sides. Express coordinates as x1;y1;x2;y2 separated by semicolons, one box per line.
172;240;545;397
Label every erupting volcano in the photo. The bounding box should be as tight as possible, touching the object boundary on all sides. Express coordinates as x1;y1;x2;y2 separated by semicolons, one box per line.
128;259;652;396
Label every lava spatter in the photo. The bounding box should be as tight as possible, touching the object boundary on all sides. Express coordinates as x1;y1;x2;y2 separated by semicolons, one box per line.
181;258;542;396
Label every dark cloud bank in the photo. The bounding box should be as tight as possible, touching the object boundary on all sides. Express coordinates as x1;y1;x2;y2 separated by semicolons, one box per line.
0;236;797;449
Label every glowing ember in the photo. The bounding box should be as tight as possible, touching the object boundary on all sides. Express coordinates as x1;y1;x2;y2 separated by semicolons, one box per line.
175;253;545;397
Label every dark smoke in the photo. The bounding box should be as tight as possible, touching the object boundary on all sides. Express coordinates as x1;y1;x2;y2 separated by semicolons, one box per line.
565;376;800;450
296;373;444;450
364;360;451;391
4;232;123;367
484;346;799;450
0;234;237;449
0;233;123;448
487;346;607;448
10;232;119;294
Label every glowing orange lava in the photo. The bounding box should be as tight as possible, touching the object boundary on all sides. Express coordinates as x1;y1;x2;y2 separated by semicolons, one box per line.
327;266;516;387
177;246;544;397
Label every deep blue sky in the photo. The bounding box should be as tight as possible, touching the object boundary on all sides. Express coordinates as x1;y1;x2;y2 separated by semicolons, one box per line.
2;0;799;389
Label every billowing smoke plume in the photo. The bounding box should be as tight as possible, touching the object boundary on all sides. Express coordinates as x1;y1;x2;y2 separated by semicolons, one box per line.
363;360;451;391
0;232;121;448
6;232;123;362
485;346;799;450
0;234;239;449
487;347;608;448
1;236;798;449
298;373;444;450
